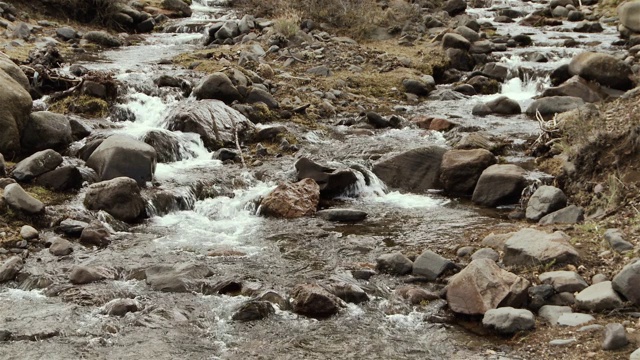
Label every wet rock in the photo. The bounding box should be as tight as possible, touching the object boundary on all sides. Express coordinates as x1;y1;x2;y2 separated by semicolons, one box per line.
568;52;635;90
295;158;358;198
482;307;535;334
443;0;467;16
145;263;214;293
539;205;584;225
503;228;579;267
395;285;440;304
69;265;114;284
254;126;288;142
365;112;391;128
525;96;585;118
525;186;567;221
538;305;572;325
290;283;342;318
619;1;640;33
3;183;44;214
472;96;521;116
440;149;496;196
454;84;476;96
256;290;290;310
604;228;633;253
84;177;146;222
575;281;623;311
322;282;369;304
21;111;73;153
260;179;319;218
472;164;527;207
20;225;38;240
467;76;500;95
446;48;474;71
141;131;185;163
57;219;89;237
376;252;413;275
192;72;242;103
612;260;640;306
35;166;83;191
161;0;192;17
557;312;595;327
471;248;500;262
86;134;157;186
446;258;530;315
103;298;140;317
402;78;434;96
48;237;73;256
12;149;63;182
163;99;255;151
316;209;367;222
552;6;569;18
601;323;628;350
351;269;376;281
455;26;480;42
0;256;23;282
412;250;456;281
373;146;446;193
212;148;240;162
574;21;603;33
482;63;509;82
550;64;572;86
232;300;274;321
539;271;588;293
541;75;606;103
83;31;122;47
567;11;585;22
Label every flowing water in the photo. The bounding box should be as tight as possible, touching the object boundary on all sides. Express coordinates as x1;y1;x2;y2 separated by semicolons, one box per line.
0;1;626;359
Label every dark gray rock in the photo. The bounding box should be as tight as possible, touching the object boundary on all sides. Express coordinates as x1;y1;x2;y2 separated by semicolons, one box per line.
604;228;634;253
57;219;89;237
472;96;521;116
525;96;585;118
35;166;83;191
232;300;274;321
290;283;342;318
472;164;527;207
246;87;279;109
402;78;434;96
56;26;77;40
612;260;640;306
412;250;456;281
322;282;369;304
443;0;467;16
84;177;147;222
376;252;413;275
602;323;628;350
373;146;447;193
0;152;5;177
145;263;213;293
317;209;367;222
538;305;572;325
440;149;496;196
482;307;535;334
539;271;588;293
20;111;72;153
295;158;358;198
541;75;606;103
442;33;471;51
568;52;635;90
215;21;239;41
48;237;73;256
525;185;568;221
3;183;44;214
12;149;63;182
192;72;242;103
69;265;114;284
574;21;603;33
86;134;157;186
0;52;32;157
161;0;192;17
103;298;140;317
80;220;112;247
539;205;584;225
83;31;122;47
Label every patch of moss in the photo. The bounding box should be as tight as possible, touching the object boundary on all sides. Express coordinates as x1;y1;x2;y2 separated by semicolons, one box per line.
24;185;74;205
49;94;109;118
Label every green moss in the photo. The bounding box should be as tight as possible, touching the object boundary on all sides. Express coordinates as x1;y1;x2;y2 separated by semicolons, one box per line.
24;185;74;205
49;94;109;118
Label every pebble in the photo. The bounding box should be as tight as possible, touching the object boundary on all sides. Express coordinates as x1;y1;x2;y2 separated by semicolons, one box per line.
19;225;38;240
549;338;576;346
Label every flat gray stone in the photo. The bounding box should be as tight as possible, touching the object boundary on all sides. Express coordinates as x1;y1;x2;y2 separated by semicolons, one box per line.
539;204;584;225
525;185;567;221
482;307;535;334
575;281;623;311
578;324;604;332
549;338;576;346
376;252;412;275
602;323;628;350
557;312;595;326
604;228;633;253
3;183;44;214
631;347;640;360
0;256;23;283
503;228;579;267
316;209;367;222
412;250;455;280
612;260;640;306
471;247;500;262
538;305;572;325
539;270;588;293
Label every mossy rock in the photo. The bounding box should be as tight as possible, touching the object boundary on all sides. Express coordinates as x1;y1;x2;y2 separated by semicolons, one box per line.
49;94;109;118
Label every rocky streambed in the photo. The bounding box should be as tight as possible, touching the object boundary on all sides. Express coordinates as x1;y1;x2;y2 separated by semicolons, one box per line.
1;0;640;359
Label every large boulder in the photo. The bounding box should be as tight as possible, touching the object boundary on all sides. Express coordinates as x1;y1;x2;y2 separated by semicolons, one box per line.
440;149;496;196
192;72;242;103
372;146;446;193
163;99;255;151
12;149;63;182
290;283;343;318
446;258;530;315
472;164;527;207
0;57;33;157
295;158;358;198
21;112;73;153
525;185;568;221
568;52;635;90
83;177;147;222
3;183;44;214
619;1;640;33
540;76;606;103
502;228;580;267
86;134;157;186
525;96;585;118
259;179;319;218
0;52;29;91
612;260;640;306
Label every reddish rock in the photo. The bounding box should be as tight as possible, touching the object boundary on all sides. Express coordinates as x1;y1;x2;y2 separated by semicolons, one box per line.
260;179;320;218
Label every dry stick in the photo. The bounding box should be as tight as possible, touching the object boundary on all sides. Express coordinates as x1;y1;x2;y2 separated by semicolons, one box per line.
233;123;246;168
48;78;85;102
